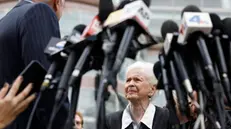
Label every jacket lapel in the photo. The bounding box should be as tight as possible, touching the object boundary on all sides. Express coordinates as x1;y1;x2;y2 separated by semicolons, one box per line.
125;123;134;129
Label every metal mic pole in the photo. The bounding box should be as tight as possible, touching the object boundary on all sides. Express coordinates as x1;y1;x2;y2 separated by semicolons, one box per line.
65;44;94;129
96;30;116;129
47;51;78;129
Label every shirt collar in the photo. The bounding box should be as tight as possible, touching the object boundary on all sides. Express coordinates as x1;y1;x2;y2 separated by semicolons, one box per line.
121;103;156;129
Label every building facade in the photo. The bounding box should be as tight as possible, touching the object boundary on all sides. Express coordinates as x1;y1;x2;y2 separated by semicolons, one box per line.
0;0;230;129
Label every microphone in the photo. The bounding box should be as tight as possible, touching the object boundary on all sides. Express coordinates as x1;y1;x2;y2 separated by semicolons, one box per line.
179;12;226;128
44;24;87;59
153;61;161;80
222;18;231;82
161;20;179;39
96;1;156;129
81;15;102;38
104;0;157;77
156;54;172;101
42;24;87;90
180;5;201;18
222;17;231;40
67;24;86;43
160;20;193;116
178;12;212;44
177;12;216;79
162;20;196;104
98;0;114;23
209;13;231;104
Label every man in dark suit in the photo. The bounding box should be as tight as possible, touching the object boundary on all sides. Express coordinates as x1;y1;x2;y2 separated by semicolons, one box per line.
106;62;196;129
0;0;68;129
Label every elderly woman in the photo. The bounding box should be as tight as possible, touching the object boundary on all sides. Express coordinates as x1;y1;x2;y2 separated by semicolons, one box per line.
106;61;195;129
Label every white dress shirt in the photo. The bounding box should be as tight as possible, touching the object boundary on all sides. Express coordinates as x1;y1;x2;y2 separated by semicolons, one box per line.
121;103;156;129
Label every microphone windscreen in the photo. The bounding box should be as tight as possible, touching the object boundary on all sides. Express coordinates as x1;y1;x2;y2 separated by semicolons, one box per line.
161;20;179;39
117;0;151;9
143;0;151;7
153;61;161;80
209;13;223;32
222;17;231;39
181;5;201;18
98;0;114;23
117;0;132;9
73;24;86;34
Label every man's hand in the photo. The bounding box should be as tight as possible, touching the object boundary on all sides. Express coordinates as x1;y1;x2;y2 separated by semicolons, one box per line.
0;76;36;129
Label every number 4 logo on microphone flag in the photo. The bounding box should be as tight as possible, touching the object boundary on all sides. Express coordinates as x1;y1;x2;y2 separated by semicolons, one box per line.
189;15;209;24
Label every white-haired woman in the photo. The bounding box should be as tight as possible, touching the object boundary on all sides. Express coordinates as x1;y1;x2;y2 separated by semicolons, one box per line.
106;61;195;129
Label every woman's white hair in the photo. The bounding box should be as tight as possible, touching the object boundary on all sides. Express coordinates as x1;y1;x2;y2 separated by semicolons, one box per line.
126;61;158;86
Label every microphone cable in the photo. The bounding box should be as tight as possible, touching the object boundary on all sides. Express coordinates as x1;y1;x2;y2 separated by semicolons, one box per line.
26;92;42;129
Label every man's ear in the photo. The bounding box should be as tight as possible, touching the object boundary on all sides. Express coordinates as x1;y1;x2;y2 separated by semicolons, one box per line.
52;0;59;11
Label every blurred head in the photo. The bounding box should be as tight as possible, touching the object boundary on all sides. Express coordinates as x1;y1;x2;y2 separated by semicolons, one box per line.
125;62;157;103
74;112;84;129
33;0;65;20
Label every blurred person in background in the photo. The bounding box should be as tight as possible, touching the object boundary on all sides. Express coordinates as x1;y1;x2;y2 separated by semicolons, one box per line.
74;112;84;129
0;0;68;129
0;76;35;129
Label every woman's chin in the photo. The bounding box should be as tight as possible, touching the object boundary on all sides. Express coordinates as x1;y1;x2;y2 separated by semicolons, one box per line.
126;94;139;101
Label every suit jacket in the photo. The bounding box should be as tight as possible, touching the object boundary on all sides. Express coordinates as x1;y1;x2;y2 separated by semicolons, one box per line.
0;1;68;129
0;0;60;86
106;106;173;129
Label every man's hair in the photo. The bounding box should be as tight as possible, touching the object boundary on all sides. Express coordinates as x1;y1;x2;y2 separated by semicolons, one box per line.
126;61;158;86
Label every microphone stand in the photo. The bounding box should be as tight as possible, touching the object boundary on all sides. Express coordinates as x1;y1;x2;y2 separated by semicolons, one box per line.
96;30;116;129
65;44;94;129
47;51;78;129
193;91;205;129
96;25;136;129
159;53;180;129
65;76;82;129
194;36;225;129
96;23;157;128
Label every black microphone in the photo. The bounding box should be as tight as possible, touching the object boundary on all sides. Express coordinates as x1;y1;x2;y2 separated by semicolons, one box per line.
47;26;100;129
180;4;201;18
55;36;101;102
161;20;179;39
161;20;193;115
222;17;231;40
209;13;231;104
178;12;226;129
222;18;231;82
41;25;87;91
108;0;157;79
158;20;177;91
157;54;171;100
55;53;79;103
169;60;188;114
178;12;217;82
96;1;155;129
98;0;114;23
162;20;195;101
153;61;161;80
67;24;86;43
44;24;87;60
